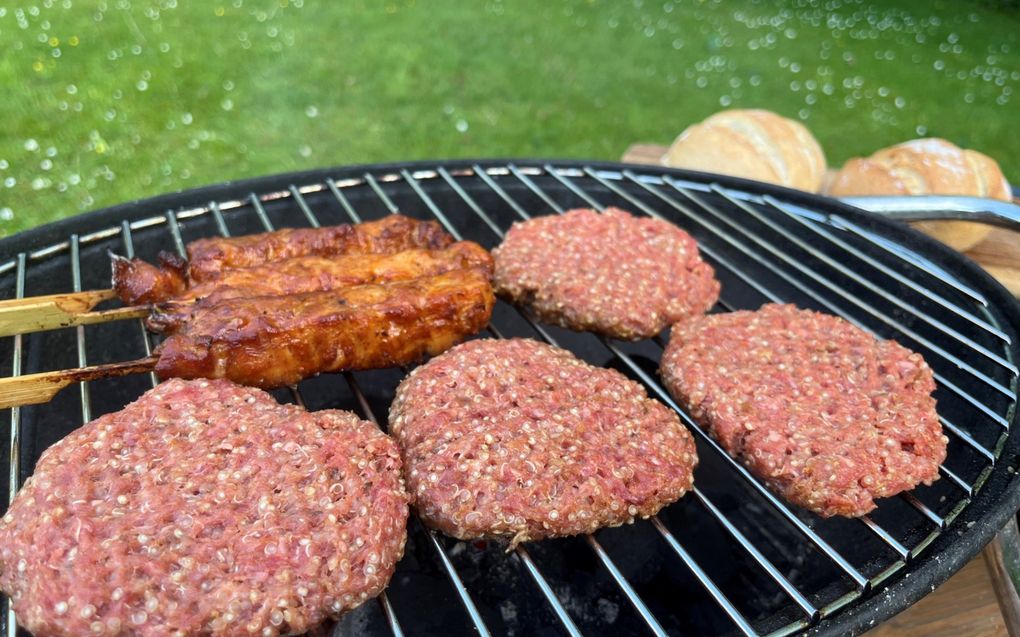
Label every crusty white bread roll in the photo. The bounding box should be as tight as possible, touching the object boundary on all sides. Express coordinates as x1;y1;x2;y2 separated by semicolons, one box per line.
827;138;1012;251
661;109;827;192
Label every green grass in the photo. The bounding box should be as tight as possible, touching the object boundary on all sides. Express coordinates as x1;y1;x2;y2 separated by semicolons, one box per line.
0;0;1017;235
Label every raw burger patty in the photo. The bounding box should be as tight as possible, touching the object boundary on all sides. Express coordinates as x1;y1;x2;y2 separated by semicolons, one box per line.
659;304;946;517
389;338;697;544
0;379;409;637
492;207;720;340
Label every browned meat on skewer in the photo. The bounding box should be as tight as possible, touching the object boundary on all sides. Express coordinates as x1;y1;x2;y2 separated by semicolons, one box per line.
112;214;455;304
147;241;494;333
154;267;495;388
186;213;454;281
110;250;188;305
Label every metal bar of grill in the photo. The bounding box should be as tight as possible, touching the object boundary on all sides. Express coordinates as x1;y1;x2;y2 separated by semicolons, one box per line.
650;178;1012;413
585;534;671;637
288;185;320;228
5;254;25;636
764;197;1011;346
71;236;92;424
514;546;584;637
650;516;759;636
326;178;362;223
719;187;1017;384
829;215;991;308
679;184;1013;403
164;209;187;259
120;221;159;387
692;488;820;619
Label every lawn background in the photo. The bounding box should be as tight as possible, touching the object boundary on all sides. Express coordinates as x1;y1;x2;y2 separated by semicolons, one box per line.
0;0;1017;236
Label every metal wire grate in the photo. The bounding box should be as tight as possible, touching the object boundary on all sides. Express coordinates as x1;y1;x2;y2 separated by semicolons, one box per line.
1;161;1017;637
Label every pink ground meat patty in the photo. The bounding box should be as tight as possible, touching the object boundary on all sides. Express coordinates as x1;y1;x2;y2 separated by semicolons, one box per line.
0;379;408;637
389;338;697;545
492;207;720;340
660;304;947;518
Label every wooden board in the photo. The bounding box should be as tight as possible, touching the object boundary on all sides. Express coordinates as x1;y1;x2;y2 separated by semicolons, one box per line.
621;144;1020;297
867;558;1007;637
622;143;1018;636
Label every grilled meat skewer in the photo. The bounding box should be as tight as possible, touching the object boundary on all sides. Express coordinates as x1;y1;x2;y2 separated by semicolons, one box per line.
148;241;493;333
0;267;495;407
155;267;495;388
113;214;454;304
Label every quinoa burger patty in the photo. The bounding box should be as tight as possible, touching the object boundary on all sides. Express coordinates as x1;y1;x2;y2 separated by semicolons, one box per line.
492;207;720;340
0;379;409;637
390;338;697;545
660;304;946;518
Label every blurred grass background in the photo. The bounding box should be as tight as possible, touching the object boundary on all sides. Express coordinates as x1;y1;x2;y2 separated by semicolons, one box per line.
0;0;1017;235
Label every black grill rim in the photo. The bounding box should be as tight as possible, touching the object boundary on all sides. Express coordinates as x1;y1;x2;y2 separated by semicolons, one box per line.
1;157;1018;637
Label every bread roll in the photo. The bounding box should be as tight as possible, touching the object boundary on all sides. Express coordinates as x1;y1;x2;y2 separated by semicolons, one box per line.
828;138;1011;251
661;109;827;192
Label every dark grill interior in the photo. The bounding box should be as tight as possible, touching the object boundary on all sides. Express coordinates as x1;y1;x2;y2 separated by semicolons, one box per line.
1;162;1017;637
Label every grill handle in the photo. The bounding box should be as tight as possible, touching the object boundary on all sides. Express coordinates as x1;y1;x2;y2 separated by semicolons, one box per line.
840;196;1020;233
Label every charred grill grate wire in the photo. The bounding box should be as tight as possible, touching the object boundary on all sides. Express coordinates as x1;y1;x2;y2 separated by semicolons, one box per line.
1;163;1016;637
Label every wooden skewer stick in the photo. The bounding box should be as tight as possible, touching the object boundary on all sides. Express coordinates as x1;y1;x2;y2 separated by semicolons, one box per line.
0;289;151;337
0;356;158;410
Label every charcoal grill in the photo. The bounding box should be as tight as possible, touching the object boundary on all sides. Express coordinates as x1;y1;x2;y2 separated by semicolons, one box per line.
2;159;1019;637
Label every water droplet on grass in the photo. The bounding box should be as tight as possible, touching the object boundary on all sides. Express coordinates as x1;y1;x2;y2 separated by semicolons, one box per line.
24;139;39;152
455;119;469;133
221;98;233;111
0;208;13;221
305;105;318;118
